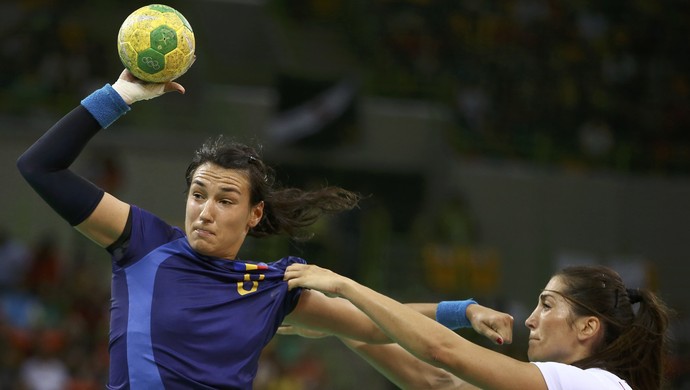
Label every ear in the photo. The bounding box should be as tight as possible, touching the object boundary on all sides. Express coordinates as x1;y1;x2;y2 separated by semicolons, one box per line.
576;316;602;342
248;201;264;228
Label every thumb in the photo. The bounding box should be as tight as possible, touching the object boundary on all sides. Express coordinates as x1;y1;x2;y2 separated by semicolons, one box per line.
165;81;185;94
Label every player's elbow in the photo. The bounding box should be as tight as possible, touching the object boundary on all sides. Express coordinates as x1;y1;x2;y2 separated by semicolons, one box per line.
16;152;32;177
362;321;392;344
428;371;466;390
16;150;45;183
413;365;464;390
424;341;460;371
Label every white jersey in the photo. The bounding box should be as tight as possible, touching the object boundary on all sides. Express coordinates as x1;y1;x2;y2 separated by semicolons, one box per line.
533;362;633;390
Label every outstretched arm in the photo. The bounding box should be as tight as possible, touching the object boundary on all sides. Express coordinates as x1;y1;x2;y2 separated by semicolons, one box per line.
280;302;512;389
284;264;546;390
283;288;513;347
17;70;183;248
280;304;513;389
342;339;477;390
279;324;475;390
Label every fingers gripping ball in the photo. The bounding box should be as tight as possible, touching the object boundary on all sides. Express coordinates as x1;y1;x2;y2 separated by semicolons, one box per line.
117;4;195;83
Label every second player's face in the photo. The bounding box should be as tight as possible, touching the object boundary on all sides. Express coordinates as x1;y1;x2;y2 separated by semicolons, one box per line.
524;277;581;363
185;162;263;259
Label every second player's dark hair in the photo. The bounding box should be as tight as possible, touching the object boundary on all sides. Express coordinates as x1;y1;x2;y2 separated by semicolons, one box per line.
185;135;361;239
554;265;671;390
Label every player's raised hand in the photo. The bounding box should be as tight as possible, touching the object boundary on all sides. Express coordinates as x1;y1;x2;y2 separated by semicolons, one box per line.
466;304;514;346
112;69;185;105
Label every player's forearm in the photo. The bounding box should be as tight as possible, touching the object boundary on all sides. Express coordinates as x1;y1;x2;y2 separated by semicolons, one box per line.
338;278;471;369
342;338;470;390
404;303;438;319
364;303;438;343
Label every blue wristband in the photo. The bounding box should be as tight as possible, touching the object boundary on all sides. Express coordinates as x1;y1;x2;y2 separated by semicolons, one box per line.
436;299;478;330
80;84;130;128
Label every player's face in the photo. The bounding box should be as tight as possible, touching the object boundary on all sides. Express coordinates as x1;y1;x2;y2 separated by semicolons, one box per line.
185;162;263;259
524;277;581;363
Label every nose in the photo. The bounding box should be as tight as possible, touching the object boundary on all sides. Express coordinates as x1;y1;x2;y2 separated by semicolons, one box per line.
525;307;538;330
199;200;214;222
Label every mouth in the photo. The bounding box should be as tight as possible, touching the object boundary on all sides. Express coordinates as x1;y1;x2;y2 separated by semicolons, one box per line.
193;227;215;238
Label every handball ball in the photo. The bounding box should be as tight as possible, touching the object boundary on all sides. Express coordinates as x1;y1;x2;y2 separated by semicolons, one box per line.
117;4;195;83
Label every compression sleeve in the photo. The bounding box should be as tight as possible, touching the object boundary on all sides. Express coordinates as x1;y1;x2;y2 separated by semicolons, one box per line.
16;86;130;226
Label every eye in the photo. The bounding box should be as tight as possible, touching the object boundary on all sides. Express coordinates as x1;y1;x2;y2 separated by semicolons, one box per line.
539;299;551;310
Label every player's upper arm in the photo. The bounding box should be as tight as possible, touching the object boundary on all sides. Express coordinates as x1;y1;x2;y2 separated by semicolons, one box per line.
284;289;391;344
75;192;130;248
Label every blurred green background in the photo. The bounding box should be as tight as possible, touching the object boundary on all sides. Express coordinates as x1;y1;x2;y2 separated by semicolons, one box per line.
1;0;689;388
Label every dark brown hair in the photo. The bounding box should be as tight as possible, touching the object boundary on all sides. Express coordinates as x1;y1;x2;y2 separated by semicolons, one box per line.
554;265;671;390
185;136;361;240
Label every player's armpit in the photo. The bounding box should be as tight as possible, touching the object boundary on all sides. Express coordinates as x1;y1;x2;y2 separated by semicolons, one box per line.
76;192;131;248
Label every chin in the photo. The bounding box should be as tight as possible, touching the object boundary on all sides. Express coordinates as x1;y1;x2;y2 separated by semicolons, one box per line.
189;240;212;256
527;350;542;363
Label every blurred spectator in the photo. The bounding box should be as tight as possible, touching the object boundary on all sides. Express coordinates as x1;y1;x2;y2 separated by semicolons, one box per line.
24;234;63;293
0;228;31;292
19;328;70;390
578;118;614;162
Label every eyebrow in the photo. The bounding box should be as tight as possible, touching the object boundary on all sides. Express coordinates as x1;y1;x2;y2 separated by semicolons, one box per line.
539;290;559;302
544;287;573;304
191;180;241;195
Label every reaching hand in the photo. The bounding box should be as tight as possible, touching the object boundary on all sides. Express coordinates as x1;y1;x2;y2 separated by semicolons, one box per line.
112;69;185;105
283;263;347;298
467;304;514;346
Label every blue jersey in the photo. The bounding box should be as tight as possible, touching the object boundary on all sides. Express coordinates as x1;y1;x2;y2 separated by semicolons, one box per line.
107;205;304;389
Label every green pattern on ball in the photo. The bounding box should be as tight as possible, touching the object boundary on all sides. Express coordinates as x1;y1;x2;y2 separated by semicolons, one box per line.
150;25;177;55
149;4;175;13
137;48;165;74
147;4;193;31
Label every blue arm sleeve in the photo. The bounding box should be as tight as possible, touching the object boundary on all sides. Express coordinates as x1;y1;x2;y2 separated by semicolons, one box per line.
17;86;130;226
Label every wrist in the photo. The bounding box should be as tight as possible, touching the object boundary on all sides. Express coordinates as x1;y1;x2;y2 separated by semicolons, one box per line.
81;84;131;128
465;303;478;323
336;276;357;298
436;299;478;330
111;80;135;105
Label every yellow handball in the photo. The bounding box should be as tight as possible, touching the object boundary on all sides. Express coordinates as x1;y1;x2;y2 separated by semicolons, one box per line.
117;4;195;83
